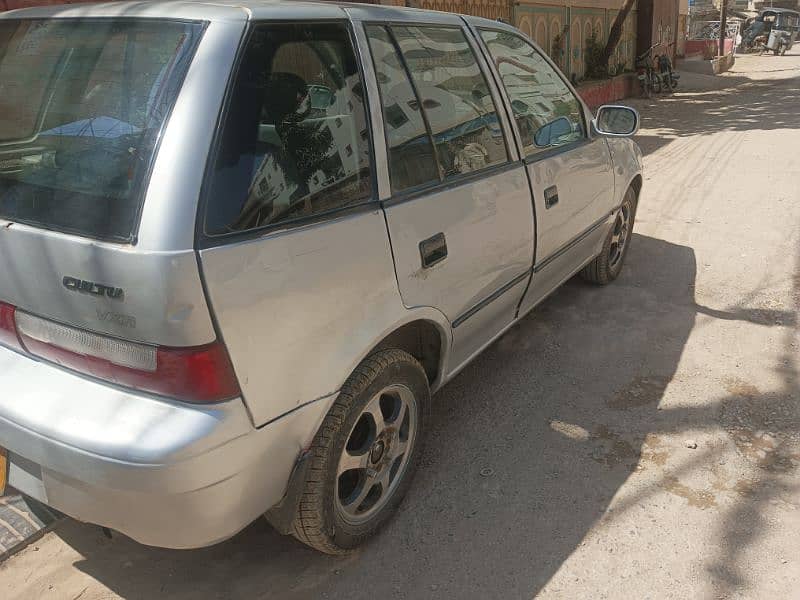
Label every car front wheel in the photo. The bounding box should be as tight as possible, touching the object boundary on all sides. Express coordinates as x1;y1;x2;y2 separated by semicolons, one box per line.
580;185;637;285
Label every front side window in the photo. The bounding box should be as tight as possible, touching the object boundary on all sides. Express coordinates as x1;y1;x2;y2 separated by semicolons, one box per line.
204;23;373;235
0;19;203;241
480;30;585;158
392;26;509;179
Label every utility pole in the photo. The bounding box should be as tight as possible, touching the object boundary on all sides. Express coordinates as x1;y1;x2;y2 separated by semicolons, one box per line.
719;0;728;57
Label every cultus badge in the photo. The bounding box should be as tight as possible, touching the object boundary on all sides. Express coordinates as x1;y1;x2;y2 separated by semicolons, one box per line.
62;276;124;300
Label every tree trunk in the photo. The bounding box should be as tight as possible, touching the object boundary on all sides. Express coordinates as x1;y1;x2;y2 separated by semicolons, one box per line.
602;0;636;67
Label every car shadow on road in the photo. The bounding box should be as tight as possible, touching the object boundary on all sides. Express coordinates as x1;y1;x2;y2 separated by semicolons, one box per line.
51;233;796;599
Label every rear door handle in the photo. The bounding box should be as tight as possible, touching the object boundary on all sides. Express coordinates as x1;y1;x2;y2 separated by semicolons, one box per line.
544;185;559;209
419;232;447;268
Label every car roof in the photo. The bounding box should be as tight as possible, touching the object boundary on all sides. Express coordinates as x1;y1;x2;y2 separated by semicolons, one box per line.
0;0;516;28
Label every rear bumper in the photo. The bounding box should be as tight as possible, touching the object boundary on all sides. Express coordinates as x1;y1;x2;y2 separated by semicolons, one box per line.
0;345;333;549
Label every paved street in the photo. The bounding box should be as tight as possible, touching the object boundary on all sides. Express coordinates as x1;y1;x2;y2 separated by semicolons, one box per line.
2;53;800;600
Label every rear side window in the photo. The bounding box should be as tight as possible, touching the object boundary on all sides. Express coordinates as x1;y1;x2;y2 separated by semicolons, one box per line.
204;23;373;236
479;30;585;157
0;19;203;242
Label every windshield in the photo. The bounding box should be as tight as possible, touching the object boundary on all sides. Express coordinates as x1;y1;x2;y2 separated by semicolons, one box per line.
0;19;204;242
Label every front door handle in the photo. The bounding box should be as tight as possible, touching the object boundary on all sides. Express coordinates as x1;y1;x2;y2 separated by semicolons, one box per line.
419;232;447;268
544;185;559;209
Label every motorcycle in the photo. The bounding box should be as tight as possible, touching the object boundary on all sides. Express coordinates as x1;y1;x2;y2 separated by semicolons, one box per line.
655;52;680;92
635;44;661;98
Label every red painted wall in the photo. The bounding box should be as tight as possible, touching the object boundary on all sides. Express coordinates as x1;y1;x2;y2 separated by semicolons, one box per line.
577;74;637;109
685;38;734;59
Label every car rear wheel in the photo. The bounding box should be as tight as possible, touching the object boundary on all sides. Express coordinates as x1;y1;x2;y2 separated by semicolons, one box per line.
290;349;428;554
580;186;637;285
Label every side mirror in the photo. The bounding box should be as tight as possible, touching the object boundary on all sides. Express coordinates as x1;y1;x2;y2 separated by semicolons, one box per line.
593;105;640;137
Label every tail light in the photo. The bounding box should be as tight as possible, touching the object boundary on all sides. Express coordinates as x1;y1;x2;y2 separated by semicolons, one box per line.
9;308;240;403
0;301;24;353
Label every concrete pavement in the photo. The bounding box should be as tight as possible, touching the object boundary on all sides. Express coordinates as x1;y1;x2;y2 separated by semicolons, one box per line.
1;52;799;600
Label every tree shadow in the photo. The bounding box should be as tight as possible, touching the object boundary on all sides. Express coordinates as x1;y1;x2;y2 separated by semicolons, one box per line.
627;64;800;157
634;77;800;143
47;232;730;599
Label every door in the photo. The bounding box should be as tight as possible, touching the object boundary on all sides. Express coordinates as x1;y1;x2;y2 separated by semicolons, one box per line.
477;29;615;313
363;24;535;371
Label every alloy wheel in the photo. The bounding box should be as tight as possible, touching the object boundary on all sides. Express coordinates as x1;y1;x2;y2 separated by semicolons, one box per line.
608;203;631;269
335;384;417;524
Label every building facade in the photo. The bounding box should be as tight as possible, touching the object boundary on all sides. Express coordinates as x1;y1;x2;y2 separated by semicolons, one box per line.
512;1;638;81
636;0;680;59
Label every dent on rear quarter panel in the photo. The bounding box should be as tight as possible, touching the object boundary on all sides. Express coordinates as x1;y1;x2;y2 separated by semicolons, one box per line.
199;210;415;426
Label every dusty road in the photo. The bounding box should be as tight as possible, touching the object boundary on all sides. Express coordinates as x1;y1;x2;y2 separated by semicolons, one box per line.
2;53;800;600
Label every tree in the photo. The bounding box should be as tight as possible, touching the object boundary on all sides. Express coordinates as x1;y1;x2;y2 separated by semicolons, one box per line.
602;0;636;68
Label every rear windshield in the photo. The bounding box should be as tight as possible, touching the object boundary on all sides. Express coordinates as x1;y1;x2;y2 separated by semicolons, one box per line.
0;19;204;242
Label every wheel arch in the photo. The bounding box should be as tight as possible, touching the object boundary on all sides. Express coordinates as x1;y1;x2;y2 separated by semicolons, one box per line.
371;320;445;385
350;308;452;392
265;309;452;537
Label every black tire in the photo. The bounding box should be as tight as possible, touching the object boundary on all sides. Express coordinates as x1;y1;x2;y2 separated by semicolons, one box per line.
580;186;638;285
650;73;662;94
290;349;429;554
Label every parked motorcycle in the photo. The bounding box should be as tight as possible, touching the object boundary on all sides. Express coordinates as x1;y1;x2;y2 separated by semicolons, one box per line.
636;44;661;98
636;44;679;98
656;52;680;92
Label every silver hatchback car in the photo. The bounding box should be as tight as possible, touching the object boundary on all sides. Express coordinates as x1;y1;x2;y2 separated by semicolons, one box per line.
0;1;642;553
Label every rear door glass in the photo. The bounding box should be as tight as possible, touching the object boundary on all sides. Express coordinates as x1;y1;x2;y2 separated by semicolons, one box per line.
0;19;203;241
203;23;373;236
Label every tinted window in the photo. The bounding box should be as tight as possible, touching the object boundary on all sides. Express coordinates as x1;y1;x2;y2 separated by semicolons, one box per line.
0;19;203;241
392;26;508;179
205;24;372;235
480;30;585;157
365;25;439;192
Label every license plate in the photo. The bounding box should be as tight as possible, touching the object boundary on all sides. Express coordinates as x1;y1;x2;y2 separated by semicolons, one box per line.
0;447;7;496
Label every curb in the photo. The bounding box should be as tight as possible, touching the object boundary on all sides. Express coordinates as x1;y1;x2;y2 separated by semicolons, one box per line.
0;492;63;562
